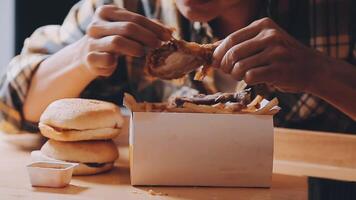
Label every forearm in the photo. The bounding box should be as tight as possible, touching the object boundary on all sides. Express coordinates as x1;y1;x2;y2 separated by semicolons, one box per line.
23;38;96;122
310;58;356;120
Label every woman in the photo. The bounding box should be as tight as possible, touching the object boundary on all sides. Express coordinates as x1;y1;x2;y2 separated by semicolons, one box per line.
1;0;354;134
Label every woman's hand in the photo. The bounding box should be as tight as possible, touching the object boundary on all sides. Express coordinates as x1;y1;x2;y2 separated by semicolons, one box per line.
22;5;172;122
79;5;172;78
212;17;328;93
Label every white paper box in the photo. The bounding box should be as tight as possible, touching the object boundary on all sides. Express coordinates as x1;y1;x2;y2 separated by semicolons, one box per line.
129;112;274;187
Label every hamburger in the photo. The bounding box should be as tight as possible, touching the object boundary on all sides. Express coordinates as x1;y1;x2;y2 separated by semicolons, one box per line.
39;98;124;141
34;98;123;175
31;139;119;175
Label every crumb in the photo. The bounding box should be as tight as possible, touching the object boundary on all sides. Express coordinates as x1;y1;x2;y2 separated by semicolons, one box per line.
148;189;168;196
132;191;140;194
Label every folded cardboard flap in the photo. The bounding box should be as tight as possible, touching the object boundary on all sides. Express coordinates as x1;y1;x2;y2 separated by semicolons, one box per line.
129;112;274;187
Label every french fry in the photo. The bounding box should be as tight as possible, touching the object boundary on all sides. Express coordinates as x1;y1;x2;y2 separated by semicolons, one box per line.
166;107;198;113
124;92;279;115
183;102;216;113
151;103;168;111
224;102;244;113
247;95;263;108
143;102;153;112
264;108;280;115
194;71;204;81
183;102;230;114
194;66;210;81
235;80;247;92
239;95;263;113
171;77;186;86
240;107;257;113
253;98;279;115
123;93;141;111
212;103;225;109
140;102;168;112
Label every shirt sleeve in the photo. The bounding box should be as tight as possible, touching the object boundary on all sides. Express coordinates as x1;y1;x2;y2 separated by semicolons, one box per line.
0;0;104;133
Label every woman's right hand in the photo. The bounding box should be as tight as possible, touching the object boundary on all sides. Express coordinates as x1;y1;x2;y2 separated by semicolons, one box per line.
79;5;172;78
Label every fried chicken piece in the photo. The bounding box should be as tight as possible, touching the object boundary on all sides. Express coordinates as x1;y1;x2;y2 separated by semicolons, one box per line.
145;39;217;80
170;89;252;109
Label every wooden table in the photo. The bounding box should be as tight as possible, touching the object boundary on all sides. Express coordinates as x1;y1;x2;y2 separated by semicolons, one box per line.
273;128;356;181
0;129;308;200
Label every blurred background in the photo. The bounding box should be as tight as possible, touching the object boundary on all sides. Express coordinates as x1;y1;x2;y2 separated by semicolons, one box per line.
0;0;79;73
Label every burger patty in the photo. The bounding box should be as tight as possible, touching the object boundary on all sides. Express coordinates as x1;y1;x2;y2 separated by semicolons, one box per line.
84;162;109;168
49;125;120;132
33;150;114;169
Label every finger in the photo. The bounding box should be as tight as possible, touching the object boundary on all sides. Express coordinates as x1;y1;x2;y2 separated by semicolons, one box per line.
86;52;118;68
243;65;279;85
230;50;270;80
88;21;161;48
86;52;118;76
212;22;261;68
96;66;117;77
213;40;223;46
90;35;145;57
219;34;271;74
100;8;172;41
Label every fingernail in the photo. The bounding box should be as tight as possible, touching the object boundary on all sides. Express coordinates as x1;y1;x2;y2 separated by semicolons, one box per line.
235;62;240;68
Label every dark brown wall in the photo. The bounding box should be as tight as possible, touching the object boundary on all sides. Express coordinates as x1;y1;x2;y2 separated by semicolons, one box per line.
15;0;80;54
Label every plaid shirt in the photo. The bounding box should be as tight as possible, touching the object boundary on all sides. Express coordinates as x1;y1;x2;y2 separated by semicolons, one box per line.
0;0;355;134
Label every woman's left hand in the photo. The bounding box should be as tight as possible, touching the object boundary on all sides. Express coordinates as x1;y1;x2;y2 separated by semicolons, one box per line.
212;17;330;93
